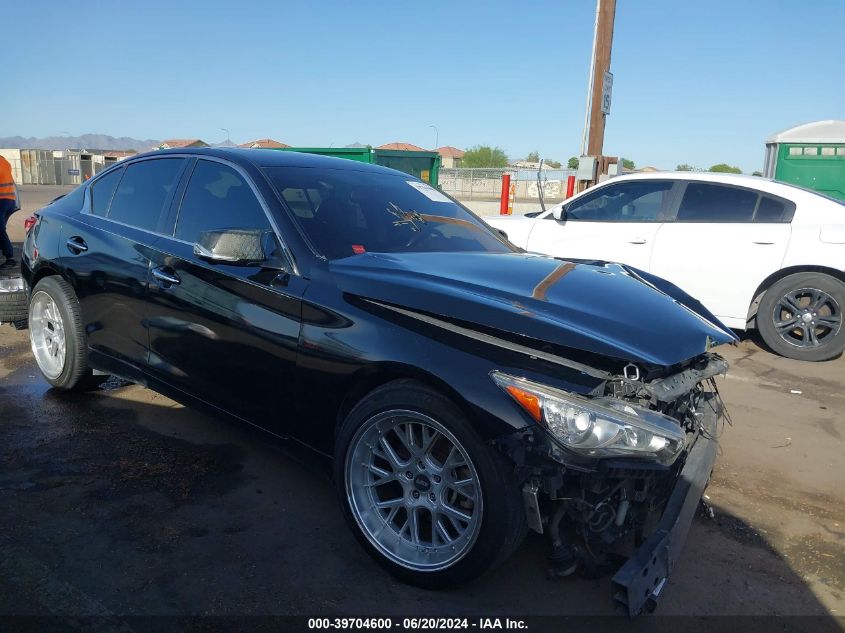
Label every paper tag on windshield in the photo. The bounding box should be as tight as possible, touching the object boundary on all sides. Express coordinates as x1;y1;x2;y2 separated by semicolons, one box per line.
406;180;451;203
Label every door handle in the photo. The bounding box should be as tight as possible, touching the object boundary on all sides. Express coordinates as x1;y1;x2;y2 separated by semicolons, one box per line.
66;236;88;254
752;240;775;245
152;267;181;287
628;238;647;244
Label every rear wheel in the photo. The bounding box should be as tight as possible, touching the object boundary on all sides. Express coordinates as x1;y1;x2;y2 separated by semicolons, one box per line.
335;380;526;588
757;273;845;361
28;276;107;390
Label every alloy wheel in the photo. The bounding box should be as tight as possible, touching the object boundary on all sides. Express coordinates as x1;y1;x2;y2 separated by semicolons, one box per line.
773;287;842;349
345;410;483;571
29;291;67;379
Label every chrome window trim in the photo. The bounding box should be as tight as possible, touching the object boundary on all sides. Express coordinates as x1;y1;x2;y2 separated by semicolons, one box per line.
77;213;169;244
82;208;173;240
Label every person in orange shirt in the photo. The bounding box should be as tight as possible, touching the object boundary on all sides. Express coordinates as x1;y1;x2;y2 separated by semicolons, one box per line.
0;154;19;268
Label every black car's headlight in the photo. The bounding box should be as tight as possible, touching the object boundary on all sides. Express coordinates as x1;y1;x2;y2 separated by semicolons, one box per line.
491;371;686;465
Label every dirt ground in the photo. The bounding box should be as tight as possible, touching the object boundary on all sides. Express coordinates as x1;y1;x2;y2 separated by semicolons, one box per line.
1;185;844;625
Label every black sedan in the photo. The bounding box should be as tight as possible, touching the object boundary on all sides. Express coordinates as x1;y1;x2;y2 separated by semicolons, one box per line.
21;148;736;614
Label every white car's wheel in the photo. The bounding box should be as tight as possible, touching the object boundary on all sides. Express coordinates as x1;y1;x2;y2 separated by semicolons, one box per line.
758;273;845;361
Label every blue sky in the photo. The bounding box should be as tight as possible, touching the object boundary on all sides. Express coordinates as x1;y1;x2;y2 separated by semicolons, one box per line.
4;0;843;172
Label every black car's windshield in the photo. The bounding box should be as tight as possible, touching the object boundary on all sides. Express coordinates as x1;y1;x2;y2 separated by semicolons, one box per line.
264;167;515;260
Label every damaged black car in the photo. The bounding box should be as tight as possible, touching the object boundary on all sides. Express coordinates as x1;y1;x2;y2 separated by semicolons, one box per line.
21;149;736;615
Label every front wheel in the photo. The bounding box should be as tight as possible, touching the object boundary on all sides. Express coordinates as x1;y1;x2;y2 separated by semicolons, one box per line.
335;380;526;588
28;276;107;390
757;273;845;361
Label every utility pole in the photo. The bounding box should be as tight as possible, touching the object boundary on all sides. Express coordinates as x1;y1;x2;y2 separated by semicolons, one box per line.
586;0;616;157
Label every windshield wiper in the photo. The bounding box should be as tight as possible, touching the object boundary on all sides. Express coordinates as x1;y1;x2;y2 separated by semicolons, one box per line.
386;202;426;232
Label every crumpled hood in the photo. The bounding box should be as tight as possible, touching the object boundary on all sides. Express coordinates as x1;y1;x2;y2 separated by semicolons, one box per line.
330;251;737;367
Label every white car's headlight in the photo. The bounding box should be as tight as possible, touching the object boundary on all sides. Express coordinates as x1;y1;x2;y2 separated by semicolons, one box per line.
491;371;686;465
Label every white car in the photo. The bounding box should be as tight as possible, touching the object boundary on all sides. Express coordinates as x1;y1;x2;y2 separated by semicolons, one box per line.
488;172;845;361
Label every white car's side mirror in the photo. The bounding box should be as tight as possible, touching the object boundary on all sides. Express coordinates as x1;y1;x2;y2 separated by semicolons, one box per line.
552;205;565;221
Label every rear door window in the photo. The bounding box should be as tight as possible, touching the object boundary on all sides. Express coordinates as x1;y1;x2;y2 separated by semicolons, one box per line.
108;158;186;232
90;167;123;216
676;183;757;222
174;160;271;244
754;195;795;223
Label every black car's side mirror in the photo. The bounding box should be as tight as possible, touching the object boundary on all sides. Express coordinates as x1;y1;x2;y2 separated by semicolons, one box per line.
194;229;267;265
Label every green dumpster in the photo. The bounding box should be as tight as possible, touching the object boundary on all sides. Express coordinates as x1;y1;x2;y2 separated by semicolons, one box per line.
275;147;441;186
764;120;845;200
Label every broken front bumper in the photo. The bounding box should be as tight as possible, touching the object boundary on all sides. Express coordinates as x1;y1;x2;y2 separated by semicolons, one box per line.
610;401;719;616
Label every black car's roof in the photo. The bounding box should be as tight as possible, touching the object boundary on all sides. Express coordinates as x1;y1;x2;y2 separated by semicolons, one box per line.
129;147;408;177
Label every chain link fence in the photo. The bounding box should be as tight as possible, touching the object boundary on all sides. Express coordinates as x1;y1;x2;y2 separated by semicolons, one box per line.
0;151;127;186
440;167;576;202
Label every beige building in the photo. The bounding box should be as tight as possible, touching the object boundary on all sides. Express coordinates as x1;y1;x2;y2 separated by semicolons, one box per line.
436;146;465;168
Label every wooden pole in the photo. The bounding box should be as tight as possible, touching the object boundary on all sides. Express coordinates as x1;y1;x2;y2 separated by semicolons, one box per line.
586;0;616;158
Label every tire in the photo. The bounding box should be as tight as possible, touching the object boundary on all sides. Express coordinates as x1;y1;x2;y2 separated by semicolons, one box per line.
28;276;108;390
334;379;526;589
757;272;845;361
0;289;27;324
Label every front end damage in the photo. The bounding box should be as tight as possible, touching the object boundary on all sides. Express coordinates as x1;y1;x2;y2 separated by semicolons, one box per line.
334;252;737;613
496;353;728;616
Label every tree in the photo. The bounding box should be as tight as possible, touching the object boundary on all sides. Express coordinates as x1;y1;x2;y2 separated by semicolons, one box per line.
546;160;562;168
709;163;742;174
567;156;579;169
676;163;697;171
621;158;635;170
462;145;508;168
526;151;540;163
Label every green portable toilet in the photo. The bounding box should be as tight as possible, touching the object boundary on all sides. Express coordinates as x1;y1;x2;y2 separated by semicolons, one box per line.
277;147;441;186
764;120;845;200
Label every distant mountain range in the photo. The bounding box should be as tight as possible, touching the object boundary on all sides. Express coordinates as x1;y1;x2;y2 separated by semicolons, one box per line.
0;134;161;152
